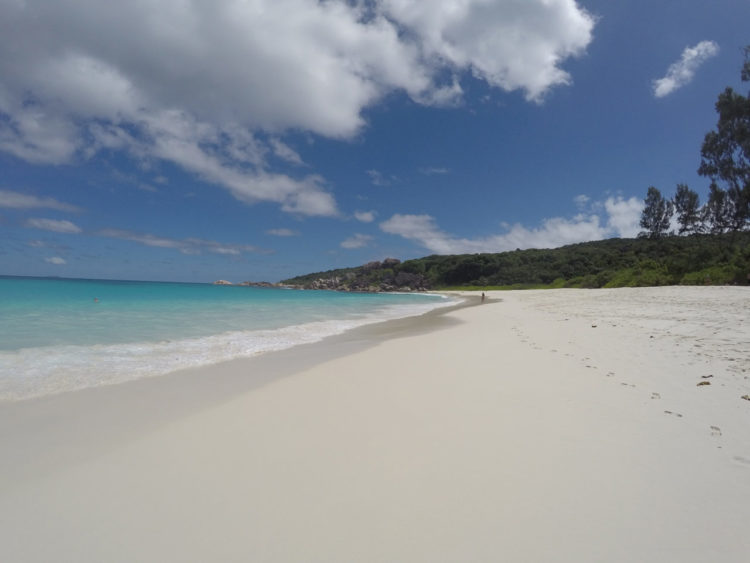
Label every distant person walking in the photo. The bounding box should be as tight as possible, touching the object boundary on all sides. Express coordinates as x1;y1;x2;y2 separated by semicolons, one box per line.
481;292;485;303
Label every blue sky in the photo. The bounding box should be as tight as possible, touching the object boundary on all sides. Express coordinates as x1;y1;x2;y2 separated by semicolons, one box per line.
1;0;748;282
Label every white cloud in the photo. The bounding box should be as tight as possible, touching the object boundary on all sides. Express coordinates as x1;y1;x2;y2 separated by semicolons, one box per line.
97;229;183;249
354;210;376;223
380;196;643;254
136;110;339;217
653;41;719;98
380;0;596;102
0;190;81;212
0;1;595;214
270;138;305;166
604;196;643;238
97;228;265;255
44;256;67;265
25;218;82;234
266;228;299;237
380;214;455;253
341;233;373;249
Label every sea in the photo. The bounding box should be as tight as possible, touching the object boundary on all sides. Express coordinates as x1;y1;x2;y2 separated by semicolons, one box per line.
0;276;455;401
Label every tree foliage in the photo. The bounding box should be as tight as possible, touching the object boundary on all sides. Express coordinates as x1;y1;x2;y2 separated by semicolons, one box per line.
702;182;730;233
673;184;701;234
639;186;673;238
698;47;750;231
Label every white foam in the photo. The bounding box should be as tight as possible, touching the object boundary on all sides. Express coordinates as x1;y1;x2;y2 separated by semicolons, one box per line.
0;297;457;401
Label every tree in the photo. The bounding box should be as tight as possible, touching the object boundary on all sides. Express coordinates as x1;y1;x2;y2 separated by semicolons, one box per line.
673;184;701;234
702;182;730;233
639;186;673;238
698;46;750;231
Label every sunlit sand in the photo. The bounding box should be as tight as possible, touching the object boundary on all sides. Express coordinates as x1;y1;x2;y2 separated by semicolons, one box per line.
1;286;749;562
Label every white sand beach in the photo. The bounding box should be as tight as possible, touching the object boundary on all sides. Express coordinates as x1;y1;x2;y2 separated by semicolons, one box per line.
1;286;749;562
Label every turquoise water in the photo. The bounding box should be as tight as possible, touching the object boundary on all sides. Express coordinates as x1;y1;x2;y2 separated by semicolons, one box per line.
0;276;452;400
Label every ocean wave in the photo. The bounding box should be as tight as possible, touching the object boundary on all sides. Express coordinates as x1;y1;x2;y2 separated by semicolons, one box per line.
0;298;456;401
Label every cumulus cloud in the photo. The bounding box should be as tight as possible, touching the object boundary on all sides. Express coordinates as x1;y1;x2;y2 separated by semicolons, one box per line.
653;41;719;98
97;228;265;256
381;0;595;102
341;233;373;249
0;190;81;212
0;1;595;214
25;218;83;234
130;111;339;216
380;196;643;254
44;256;67;265
354;210;376;223
604;196;643;238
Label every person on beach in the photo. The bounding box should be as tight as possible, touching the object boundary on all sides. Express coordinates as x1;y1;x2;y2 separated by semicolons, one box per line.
481;292;485;302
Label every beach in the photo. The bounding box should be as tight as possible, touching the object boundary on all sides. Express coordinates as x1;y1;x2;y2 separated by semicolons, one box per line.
1;286;749;562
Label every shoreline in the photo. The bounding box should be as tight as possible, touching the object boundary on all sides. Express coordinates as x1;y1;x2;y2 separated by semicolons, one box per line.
2;287;749;562
0;289;463;402
0;294;476;485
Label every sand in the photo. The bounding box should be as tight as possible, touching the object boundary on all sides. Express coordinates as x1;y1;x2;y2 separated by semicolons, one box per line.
1;286;749;562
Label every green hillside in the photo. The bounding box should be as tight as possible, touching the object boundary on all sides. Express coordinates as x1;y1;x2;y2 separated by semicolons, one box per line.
281;233;750;291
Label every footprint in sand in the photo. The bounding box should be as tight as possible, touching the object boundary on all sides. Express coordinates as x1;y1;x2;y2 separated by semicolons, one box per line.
710;425;722;436
651;392;661;399
664;410;683;418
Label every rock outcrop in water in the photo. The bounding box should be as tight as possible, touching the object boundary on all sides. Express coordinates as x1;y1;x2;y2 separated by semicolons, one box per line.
237;281;277;288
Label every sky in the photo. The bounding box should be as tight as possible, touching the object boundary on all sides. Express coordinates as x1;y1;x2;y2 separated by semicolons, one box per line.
1;0;749;283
